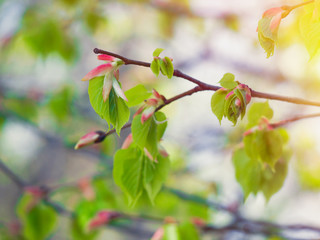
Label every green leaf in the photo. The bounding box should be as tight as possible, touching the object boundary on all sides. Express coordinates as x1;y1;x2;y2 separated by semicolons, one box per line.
299;4;320;59
243;131;260;160
125;84;152;107
48;87;73;121
260;149;291;201
164;56;174;79
247;101;273;128
258;130;283;168
257;17;276;58
163;224;181;240
132;112;167;158
178;221;200;240
219;73;238;89
232;148;262;199
71;218;97;240
17;194;57;240
144;155;170;204
211;89;227;124
88;77;130;134
109;89;130;134
153;48;164;57
155;112;167;141
113;147;145;205
159;59;168;76
151;59;160;77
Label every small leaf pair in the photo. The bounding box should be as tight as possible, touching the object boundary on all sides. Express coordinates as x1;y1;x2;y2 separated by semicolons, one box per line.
211;73;251;125
150;48;174;79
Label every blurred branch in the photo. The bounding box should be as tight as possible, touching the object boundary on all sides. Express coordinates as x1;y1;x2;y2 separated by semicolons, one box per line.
93;48;320;107
270;112;320;128
0;159;27;189
1;159;320;239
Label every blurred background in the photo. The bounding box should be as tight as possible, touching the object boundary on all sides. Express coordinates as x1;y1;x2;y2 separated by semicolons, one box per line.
1;0;320;239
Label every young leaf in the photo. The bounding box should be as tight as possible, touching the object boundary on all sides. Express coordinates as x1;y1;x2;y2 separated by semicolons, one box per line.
132;112;167;158
159;59;168;76
211;89;227;124
232;148;262;199
247;101;273;128
219;73;238;89
258;130;283;168
88;77;130;134
260;149;291;201
125;84;152;107
151;59;160;77
164;56;174;79
144;155;170;204
17;194;57;240
163;224;181;240
178;221;200;240
153;48;164;57
108;89;130;134
299;3;320;59
113;147;145;205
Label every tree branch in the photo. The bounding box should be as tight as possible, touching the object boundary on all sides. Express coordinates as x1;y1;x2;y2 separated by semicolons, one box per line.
0;159;27;189
93;48;320;107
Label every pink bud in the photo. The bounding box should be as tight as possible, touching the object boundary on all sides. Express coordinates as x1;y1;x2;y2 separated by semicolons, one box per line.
74;131;105;149
144;148;156;162
88;211;121;231
78;178;95;201
243;128;254;136
141;106;155;124
121;134;133;149
152;89;161;99
245;93;251;103
225;90;234;99
235;98;241;107
112;78;128;101
145;98;159;106
159;145;169;158
191;217;206;227
102;74;113;102
262;7;283;33
97;54;115;62
151;227;164;240
133;106;145;118
81;63;113;81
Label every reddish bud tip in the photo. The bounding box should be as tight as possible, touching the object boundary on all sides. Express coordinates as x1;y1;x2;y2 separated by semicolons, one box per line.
151;227;164;240
88;211;121;231
225;91;234;99
78;178;95;201
97;54;115;61
152;89;161;99
235;98;241;107
121;134;133;149
74;131;105;149
81;63;113;81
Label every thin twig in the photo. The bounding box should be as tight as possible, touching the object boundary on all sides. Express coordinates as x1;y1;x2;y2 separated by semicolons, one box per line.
93;48;320;108
0;158;27;189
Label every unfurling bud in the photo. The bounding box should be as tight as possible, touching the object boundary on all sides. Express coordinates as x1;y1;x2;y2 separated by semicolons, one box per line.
121;133;133;149
74;131;106;149
88;211;121;231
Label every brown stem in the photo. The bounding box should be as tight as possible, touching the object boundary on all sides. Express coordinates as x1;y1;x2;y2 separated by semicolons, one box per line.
270;112;320;128
0;159;27;189
93;48;320;108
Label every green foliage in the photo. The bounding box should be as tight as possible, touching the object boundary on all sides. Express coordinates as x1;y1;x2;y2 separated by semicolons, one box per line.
211;73;250;125
247;101;273;128
21;8;77;62
232;102;291;200
113;146;170;206
218;73;238;89
153;48;164;57
132;112;167;158
125;84;152;107
163;222;200;240
47;87;73;121
16;194;57;240
299;2;320;58
88;76;130;134
211;89;228;124
150;49;174;79
71;218;98;240
3;97;38;122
